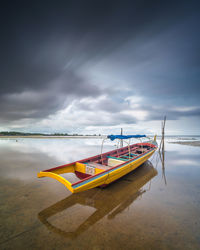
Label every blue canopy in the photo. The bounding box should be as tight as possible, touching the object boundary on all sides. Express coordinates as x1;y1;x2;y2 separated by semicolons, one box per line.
107;134;146;141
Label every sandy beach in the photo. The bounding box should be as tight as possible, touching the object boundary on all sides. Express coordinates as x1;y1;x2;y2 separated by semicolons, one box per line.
169;141;200;147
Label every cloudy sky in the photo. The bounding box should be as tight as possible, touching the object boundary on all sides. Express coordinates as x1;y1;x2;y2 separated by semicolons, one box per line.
0;0;200;135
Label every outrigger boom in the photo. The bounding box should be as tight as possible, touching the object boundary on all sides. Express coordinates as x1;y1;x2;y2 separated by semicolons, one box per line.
37;135;157;193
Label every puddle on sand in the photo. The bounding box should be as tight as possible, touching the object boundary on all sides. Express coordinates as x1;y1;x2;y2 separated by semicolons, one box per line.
0;139;200;249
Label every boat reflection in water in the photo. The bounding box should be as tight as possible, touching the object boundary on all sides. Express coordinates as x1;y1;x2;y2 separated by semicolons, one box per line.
38;161;157;239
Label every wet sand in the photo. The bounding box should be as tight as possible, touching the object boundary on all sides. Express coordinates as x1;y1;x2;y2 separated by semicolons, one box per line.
169;141;200;147
0;139;200;249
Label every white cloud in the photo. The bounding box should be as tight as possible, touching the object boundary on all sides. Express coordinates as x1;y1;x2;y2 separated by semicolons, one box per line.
2;91;200;135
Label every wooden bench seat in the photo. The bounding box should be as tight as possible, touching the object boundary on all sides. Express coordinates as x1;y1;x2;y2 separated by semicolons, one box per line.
86;162;110;170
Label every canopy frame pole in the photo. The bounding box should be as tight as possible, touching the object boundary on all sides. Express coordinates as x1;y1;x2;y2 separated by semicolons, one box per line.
101;138;107;164
120;128;123;148
123;140;131;159
116;139;120;157
139;138;143;151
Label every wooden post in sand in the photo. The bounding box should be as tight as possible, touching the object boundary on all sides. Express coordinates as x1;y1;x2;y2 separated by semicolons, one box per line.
159;116;167;185
159;116;166;152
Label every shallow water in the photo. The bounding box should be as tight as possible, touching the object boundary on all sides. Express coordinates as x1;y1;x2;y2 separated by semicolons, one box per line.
0;138;200;249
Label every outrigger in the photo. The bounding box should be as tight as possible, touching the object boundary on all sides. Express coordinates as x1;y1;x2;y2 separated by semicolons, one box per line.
37;135;157;193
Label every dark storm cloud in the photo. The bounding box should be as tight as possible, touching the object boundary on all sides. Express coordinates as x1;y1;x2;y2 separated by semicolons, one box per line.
0;0;200;126
0;68;102;124
1;0;196;94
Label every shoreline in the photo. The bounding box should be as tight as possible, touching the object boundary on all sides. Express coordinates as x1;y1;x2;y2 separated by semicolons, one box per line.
169;141;200;147
0;135;104;139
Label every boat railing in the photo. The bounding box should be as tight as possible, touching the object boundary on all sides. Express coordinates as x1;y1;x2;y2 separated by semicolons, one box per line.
100;135;153;164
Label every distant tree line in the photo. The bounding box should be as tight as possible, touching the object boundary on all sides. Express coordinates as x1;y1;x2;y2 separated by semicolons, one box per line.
0;131;45;136
0;131;101;136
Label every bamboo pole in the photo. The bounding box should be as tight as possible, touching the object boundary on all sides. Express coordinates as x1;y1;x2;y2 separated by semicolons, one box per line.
162;116;166;152
159;116;166;152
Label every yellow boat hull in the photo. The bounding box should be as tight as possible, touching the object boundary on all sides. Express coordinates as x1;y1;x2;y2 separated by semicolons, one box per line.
38;144;156;193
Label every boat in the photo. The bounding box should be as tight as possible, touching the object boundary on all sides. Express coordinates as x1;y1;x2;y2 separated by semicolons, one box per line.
37;134;157;193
